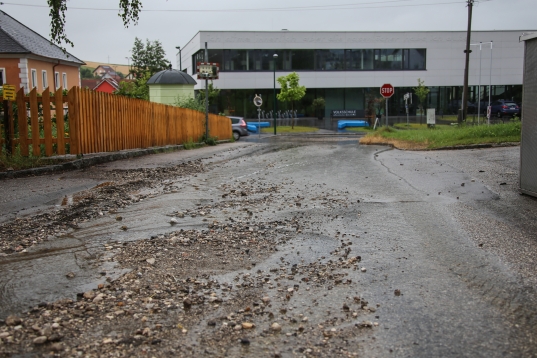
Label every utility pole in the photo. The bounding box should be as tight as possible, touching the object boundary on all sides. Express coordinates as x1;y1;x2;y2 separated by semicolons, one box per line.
461;0;474;124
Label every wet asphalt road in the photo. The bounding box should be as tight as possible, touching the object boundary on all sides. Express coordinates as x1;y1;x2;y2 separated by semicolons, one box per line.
1;135;536;357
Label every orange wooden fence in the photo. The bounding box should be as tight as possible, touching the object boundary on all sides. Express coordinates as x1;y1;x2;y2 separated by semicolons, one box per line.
0;87;232;157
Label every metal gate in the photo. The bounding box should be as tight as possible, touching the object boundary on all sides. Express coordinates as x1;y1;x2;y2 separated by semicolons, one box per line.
520;33;537;197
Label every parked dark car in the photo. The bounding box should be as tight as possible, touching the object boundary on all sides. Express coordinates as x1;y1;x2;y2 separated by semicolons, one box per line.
490;100;520;119
228;116;249;141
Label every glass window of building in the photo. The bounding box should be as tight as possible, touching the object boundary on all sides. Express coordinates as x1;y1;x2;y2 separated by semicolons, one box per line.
207;49;223;65
291;50;314;70
252;50;277;71
192;51;204;74
279;50;292;71
375;49;403;70
315;50;345;70
408;49;426;70
224;50;251;71
345;49;374;70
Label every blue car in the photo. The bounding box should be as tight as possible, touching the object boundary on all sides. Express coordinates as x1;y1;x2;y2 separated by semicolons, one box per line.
490;100;520;119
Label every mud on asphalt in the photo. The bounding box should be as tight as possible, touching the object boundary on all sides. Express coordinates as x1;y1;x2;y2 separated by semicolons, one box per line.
1;138;537;358
0;140;377;357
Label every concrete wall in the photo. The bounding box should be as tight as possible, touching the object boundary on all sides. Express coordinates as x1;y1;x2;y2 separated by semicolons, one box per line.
181;30;534;91
149;84;195;105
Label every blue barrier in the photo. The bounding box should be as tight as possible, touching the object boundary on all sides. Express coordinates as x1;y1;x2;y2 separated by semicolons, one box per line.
247;124;258;133
247;122;271;128
337;120;370;129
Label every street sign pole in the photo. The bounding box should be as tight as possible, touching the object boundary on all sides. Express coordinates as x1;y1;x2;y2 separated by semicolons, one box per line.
258;109;261;139
380;83;394;127
253;94;263;140
204;42;209;141
2;84;16;156
385;98;388;127
3;99;10;156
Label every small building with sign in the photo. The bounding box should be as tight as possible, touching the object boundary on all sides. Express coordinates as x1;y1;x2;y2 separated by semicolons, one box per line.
519;32;537;197
179;30;534;119
0;10;84;93
147;68;197;105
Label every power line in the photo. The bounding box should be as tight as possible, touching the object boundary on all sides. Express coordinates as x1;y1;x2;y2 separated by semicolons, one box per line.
0;0;490;13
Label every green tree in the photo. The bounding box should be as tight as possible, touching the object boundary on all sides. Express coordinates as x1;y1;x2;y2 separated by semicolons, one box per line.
114;71;150;100
46;0;142;48
197;82;221;105
80;66;96;79
174;96;204;112
130;37;171;79
413;78;430;124
276;72;306;129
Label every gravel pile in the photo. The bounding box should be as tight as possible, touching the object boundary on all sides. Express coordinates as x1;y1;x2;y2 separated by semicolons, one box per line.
0;218;376;357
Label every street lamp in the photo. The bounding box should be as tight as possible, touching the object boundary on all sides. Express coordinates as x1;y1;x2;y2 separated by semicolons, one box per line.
273;53;278;135
175;46;182;72
470;41;493;125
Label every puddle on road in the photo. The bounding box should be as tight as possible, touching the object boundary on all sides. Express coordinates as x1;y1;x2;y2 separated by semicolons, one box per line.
0;235;128;319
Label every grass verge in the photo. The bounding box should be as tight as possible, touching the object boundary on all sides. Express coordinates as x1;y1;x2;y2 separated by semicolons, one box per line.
261;126;319;134
359;122;521;150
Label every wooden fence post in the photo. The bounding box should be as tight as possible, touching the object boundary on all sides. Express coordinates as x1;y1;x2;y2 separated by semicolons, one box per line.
67;87;79;155
29;87;40;156
42;90;53;156
2;99;11;156
55;87;65;155
16;88;28;156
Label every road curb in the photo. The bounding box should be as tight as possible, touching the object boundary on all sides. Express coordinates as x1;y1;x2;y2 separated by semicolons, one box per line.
0;141;231;180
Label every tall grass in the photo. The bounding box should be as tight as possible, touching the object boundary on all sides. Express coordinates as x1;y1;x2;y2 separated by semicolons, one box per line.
360;122;521;149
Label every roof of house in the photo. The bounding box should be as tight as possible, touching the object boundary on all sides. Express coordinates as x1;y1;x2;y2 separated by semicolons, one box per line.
147;69;197;85
0;10;84;65
94;78;119;91
81;79;99;89
93;65;115;73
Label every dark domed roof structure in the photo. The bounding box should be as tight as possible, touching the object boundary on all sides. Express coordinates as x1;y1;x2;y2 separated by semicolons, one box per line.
147;69;197;85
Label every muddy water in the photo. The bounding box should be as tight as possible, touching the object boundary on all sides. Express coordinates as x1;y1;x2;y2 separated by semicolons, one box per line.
0;235;127;318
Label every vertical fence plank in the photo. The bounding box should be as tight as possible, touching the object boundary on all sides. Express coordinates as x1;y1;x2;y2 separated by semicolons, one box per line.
8;101;15;154
42;90;53;156
95;91;101;152
67;87;78;155
106;92;111;152
29;88;40;156
77;88;86;154
109;93;114;152
118;95;123;151
88;89;95;153
100;91;106;152
16;88;28;156
55;87;65;155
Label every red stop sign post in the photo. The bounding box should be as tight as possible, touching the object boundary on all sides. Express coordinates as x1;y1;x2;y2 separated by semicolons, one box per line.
380;84;394;127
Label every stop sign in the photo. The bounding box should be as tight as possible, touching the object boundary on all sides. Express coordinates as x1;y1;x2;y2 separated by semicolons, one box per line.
380;84;394;98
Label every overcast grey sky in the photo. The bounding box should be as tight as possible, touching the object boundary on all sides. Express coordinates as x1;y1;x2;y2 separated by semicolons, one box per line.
2;0;536;65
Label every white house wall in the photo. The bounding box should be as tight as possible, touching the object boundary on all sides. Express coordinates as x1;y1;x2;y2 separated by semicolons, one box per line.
181;30;533;91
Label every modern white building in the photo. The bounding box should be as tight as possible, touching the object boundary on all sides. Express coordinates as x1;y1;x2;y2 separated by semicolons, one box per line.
179;30;534;118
